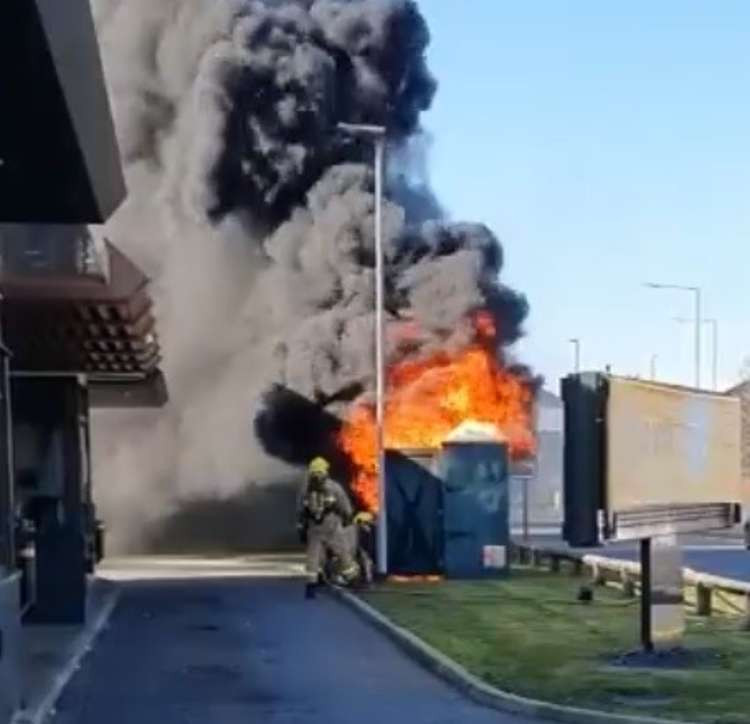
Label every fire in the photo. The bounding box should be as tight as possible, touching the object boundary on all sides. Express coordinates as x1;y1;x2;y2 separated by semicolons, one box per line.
338;311;536;511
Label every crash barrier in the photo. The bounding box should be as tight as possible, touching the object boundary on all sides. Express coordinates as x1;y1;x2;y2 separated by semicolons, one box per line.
510;543;750;620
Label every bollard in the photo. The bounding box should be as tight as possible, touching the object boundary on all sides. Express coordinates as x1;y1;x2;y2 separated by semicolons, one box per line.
695;583;712;617
620;570;636;598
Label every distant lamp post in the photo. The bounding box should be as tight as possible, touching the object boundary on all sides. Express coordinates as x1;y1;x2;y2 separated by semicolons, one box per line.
569;338;581;373
674;317;718;391
650;354;658;381
645;283;702;388
337;122;388;576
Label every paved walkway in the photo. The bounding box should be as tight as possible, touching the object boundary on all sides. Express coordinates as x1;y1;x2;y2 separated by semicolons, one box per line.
51;558;540;724
18;578;117;722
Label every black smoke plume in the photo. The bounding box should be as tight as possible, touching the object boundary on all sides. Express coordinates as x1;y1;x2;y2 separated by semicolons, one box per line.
89;0;532;550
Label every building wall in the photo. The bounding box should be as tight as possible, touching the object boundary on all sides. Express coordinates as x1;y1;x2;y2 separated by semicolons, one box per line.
511;390;564;527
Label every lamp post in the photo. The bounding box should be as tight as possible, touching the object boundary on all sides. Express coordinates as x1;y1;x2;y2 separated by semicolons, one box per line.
569;338;581;373
674;317;718;391
645;283;702;388
337;122;388;576
650;354;658;381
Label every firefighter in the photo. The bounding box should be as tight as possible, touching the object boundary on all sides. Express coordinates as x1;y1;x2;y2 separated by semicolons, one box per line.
297;457;359;599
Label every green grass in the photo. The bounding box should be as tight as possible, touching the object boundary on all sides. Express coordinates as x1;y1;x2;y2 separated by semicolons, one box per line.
362;569;750;723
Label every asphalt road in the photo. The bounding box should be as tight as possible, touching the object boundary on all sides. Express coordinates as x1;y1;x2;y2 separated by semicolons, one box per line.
51;562;538;724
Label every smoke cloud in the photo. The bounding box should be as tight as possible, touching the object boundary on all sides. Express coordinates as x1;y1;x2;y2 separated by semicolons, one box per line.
89;0;530;551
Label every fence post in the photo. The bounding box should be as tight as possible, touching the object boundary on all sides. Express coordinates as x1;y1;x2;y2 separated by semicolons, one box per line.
741;594;750;631
696;583;712;617
591;563;606;586
620;569;636;598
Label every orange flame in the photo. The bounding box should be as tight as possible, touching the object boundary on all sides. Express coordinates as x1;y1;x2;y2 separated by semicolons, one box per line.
338;311;536;511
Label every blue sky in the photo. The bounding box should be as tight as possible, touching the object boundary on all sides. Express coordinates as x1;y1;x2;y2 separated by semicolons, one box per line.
417;0;750;394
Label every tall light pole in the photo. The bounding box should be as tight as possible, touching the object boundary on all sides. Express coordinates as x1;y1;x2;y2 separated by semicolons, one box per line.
337;122;388;576
569;338;581;373
675;317;718;391
645;283;702;388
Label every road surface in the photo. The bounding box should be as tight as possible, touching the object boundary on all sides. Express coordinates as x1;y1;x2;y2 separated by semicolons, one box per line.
51;557;539;724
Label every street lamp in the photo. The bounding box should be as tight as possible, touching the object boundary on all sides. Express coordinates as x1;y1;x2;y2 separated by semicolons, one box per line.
675;317;718;391
644;283;702;388
569;338;581;373
337;122;388;576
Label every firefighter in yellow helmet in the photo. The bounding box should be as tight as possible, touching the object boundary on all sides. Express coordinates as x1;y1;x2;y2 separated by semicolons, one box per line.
297;457;359;599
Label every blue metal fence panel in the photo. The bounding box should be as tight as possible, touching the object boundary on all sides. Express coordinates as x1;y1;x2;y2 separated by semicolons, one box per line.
385;449;444;575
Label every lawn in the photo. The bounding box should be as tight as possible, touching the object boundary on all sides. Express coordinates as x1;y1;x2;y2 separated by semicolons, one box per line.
362;568;750;723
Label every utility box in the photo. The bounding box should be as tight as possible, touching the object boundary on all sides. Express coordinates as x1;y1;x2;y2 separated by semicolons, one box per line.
439;440;510;578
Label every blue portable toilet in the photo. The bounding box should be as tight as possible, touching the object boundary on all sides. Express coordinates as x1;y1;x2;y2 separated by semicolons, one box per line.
438;423;510;578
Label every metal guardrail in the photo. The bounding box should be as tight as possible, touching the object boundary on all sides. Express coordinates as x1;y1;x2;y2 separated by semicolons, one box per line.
511;543;750;618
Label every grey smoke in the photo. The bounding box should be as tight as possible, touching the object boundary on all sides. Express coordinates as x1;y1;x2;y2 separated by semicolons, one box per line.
89;0;530;551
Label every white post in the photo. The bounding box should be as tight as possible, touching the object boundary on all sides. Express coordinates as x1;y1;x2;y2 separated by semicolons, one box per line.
337;122;388;576
374;136;388;577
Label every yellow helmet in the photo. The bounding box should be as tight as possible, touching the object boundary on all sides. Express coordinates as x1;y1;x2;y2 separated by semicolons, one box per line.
308;457;330;476
354;511;375;526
